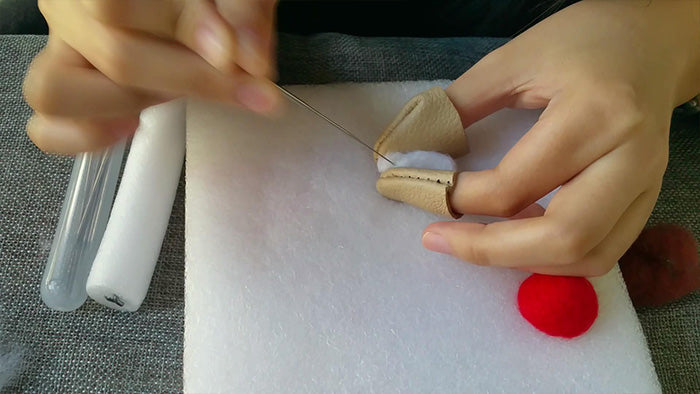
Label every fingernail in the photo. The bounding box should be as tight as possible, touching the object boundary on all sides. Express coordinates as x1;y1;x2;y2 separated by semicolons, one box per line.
236;83;276;113
422;232;452;255
196;24;227;68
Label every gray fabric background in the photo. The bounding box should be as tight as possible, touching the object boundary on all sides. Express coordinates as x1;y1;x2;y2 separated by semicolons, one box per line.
1;34;698;393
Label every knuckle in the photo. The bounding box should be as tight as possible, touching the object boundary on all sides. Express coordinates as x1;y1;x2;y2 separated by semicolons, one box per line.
23;55;59;114
550;227;594;264
450;237;490;266
583;82;645;137
96;39;136;86
485;167;532;217
614;109;645;140
582;259;616;277
26;118;51;153
461;239;492;266
82;1;125;25
470;245;492;267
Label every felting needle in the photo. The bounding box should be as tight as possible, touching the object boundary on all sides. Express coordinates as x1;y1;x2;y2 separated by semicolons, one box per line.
276;85;395;165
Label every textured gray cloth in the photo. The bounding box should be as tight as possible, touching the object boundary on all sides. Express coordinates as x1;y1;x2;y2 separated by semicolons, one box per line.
640;113;700;394
1;33;698;393
1;36;185;393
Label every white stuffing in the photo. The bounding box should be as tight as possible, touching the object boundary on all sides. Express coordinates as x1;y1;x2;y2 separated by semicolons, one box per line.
377;150;457;173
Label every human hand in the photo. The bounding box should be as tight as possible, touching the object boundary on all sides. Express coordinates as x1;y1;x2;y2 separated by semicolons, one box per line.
23;0;279;154
422;0;700;276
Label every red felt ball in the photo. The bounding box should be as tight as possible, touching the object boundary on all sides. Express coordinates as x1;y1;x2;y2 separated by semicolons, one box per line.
619;224;700;307
517;274;598;338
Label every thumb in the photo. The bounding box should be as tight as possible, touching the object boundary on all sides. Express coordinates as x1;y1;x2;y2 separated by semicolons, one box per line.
444;44;529;128
421;203;545;261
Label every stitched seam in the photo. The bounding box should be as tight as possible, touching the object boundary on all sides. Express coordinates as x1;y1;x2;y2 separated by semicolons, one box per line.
384;174;453;186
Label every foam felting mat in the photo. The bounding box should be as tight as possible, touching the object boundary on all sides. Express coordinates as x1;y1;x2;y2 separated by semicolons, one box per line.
183;81;660;393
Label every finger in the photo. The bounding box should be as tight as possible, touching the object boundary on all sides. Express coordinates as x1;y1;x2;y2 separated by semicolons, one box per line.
443;43;531;128
449;95;624;217
24;39;170;118
79;0;183;38
215;0;278;78
81;0;243;74
53;10;279;113
524;188;660;277
174;0;242;73
43;33;91;68
27;114;140;155
423;147;652;268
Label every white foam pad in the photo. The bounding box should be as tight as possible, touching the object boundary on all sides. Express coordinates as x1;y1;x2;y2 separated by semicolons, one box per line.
184;81;660;393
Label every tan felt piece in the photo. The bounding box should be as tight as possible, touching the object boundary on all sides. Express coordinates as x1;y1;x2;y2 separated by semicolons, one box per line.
373;86;468;162
376;168;461;219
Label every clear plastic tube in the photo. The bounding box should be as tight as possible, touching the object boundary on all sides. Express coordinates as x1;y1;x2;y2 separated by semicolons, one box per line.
41;142;126;311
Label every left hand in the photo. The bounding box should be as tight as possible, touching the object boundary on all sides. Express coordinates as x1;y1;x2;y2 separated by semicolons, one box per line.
421;0;700;276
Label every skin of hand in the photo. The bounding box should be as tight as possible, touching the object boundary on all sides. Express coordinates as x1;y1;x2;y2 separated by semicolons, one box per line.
422;0;700;277
23;0;280;154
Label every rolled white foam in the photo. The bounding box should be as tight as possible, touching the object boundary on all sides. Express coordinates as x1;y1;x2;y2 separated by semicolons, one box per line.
87;100;185;312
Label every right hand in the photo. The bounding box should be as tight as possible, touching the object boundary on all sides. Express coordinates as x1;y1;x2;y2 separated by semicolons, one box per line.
23;0;280;154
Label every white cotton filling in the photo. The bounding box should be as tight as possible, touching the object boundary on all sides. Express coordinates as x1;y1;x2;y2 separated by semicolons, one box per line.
377;151;457;173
